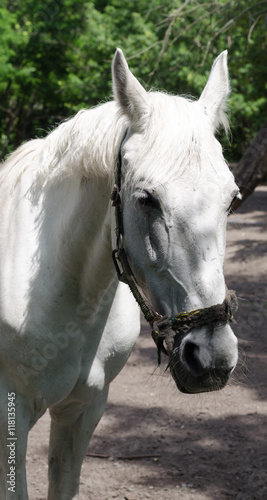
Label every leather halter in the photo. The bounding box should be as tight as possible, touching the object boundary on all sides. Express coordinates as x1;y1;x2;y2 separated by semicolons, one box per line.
111;137;238;363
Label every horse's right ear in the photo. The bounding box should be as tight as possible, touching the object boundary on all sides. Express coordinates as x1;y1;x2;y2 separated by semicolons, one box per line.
199;51;230;132
112;48;150;126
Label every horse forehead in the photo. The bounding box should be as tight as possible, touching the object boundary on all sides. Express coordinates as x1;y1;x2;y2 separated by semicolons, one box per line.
123;124;229;189
161;166;233;201
153;177;231;227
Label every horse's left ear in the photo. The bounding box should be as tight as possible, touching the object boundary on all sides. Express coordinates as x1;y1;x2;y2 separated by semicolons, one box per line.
112;48;150;127
199;51;230;132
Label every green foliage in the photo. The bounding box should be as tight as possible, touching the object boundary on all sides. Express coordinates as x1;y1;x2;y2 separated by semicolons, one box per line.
0;0;87;156
0;0;266;161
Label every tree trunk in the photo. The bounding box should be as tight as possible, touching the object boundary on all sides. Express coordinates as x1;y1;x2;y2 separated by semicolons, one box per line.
231;120;267;211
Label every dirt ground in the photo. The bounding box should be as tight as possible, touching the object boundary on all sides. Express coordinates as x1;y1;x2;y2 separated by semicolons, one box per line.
26;186;267;500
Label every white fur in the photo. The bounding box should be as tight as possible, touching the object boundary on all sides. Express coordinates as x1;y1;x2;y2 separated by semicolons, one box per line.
0;48;238;499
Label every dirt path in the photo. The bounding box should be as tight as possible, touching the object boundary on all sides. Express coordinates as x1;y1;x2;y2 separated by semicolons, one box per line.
26;187;267;500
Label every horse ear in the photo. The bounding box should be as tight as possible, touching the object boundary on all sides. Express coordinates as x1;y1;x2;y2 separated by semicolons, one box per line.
112;48;150;126
199;51;230;132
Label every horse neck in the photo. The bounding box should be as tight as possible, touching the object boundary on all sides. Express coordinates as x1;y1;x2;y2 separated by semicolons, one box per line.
1;101;127;310
74;177;117;299
40;174;116;303
31;101;128;300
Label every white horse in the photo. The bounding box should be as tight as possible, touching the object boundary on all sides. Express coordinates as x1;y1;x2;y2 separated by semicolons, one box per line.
0;49;239;499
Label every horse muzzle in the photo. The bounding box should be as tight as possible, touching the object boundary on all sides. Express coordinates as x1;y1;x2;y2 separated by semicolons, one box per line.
151;292;238;394
167;322;238;394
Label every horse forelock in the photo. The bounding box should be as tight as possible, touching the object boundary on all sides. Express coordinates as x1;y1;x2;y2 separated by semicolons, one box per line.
123;92;228;190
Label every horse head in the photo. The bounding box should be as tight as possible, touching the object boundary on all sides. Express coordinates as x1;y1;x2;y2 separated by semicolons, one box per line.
111;49;239;394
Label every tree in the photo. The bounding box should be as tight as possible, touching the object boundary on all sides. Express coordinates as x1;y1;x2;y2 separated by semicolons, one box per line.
0;0;266;190
135;0;267;161
0;0;86;158
232;121;267;210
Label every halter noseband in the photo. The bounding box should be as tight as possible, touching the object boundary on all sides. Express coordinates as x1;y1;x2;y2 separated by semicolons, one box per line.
111;136;238;364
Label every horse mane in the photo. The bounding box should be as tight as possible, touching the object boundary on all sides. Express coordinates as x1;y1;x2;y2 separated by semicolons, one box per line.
1;101;129;190
1;91;228;191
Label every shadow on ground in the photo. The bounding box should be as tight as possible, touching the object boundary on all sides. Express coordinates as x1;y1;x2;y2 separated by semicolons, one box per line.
88;398;266;500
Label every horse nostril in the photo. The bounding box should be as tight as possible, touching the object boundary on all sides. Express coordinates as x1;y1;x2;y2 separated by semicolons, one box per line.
181;341;204;377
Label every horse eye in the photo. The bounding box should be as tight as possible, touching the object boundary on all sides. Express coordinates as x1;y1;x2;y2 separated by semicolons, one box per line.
137;191;160;209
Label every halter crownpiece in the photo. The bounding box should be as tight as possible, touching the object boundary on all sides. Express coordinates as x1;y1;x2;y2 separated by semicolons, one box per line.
111;136;238;364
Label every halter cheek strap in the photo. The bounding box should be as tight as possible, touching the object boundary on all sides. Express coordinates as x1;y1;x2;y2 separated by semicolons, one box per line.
110;136;162;326
111;137;238;364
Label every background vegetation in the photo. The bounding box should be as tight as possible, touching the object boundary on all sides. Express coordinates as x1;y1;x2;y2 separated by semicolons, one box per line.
0;0;266;163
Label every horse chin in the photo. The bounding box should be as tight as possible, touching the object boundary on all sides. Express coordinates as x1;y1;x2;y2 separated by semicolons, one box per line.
168;346;231;394
169;361;230;394
165;323;237;394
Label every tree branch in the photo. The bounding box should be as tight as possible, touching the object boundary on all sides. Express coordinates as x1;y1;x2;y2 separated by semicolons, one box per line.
232;121;267;211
